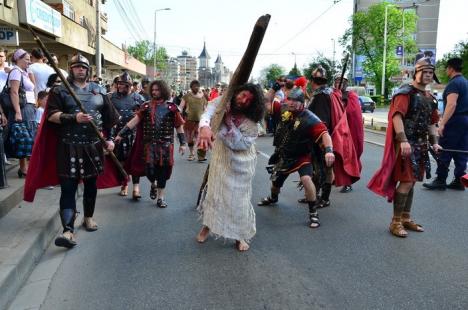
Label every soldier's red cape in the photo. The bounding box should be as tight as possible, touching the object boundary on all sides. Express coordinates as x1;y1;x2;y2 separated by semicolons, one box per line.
367;97;402;202
346;91;364;162
461;174;468;188
330;90;361;186
124;121;145;177
24;105;121;202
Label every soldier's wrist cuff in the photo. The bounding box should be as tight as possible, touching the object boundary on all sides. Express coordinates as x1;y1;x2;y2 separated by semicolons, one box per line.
59;113;76;124
177;133;186;145
324;146;333;154
117;126;132;138
395;132;408;142
429;134;439;145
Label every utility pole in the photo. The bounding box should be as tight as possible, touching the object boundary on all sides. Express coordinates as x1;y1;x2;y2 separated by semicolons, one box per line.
331;38;336;72
381;4;388;105
95;0;102;78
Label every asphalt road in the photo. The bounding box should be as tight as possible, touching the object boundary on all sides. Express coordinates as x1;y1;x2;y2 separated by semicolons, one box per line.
23;134;468;309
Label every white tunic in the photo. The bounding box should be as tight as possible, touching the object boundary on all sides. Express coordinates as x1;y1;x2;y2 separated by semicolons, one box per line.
199;99;258;241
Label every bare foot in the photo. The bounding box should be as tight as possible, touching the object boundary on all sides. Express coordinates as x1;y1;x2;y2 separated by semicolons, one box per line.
196;226;210;243
236;240;250;252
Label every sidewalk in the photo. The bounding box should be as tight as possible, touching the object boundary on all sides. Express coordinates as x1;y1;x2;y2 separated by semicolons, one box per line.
362;112;388;132
0;166;61;310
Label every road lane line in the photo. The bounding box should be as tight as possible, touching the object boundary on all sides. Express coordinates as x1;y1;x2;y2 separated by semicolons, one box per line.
257;150;270;159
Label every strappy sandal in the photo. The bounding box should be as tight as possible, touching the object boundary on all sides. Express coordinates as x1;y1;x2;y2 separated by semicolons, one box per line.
309;212;320;228
156;198;168;208
317;199;330;209
298;198;308;204
257;196;278;206
402;220;424;232
150;185;157;200
187;154;195;161
389;221;408;238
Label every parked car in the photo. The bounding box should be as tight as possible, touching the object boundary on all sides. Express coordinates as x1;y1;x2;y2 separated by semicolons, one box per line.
358;96;375;113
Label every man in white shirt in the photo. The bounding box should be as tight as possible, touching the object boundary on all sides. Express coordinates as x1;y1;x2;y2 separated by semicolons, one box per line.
29;48;54;97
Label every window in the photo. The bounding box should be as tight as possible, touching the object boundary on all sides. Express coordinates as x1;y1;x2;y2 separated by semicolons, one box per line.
63;1;75;21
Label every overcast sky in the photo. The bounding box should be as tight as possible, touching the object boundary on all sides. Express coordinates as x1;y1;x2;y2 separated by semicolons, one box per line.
104;0;468;78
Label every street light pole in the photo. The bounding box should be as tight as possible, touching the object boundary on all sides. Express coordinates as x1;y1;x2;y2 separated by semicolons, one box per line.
331;38;336;72
381;4;388;102
153;8;170;80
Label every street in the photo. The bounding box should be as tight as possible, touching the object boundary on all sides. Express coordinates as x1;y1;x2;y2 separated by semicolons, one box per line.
10;135;468;310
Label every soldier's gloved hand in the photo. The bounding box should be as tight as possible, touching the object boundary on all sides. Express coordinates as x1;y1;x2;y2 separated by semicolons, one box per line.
272;82;282;92
76;112;93;123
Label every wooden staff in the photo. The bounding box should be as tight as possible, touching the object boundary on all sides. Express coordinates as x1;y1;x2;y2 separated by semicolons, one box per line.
197;14;271;206
338;53;350;90
27;25;128;179
210;14;271;134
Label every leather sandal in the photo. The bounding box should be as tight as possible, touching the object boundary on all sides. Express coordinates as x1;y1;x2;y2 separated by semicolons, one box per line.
389;221;408;238
150;185;157;200
402;220;424;232
309;212;320;228
317;199;330;209
54;231;77;248
257;196;278;206
297;198;308;204
132;190;141;200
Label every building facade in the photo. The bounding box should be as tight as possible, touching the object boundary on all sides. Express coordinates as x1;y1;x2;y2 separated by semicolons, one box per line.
0;0;146;85
177;50;197;91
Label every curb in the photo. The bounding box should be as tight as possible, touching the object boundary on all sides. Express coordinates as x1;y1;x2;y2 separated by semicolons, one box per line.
0;190;62;310
0;165;24;219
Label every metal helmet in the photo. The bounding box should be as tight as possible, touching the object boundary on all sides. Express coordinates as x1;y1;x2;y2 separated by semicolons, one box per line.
70;53;90;69
117;71;132;85
311;65;328;84
413;56;439;83
287;87;305;103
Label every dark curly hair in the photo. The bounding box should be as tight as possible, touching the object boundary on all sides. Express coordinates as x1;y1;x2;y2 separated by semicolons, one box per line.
149;80;171;101
230;83;265;123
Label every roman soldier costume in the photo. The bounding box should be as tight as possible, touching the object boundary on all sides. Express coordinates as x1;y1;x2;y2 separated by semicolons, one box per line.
122;89;186;208
258;88;330;228
368;57;439;237
24;54;120;248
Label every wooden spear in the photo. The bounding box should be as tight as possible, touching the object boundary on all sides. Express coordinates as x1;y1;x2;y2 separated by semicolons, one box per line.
26;25;128;179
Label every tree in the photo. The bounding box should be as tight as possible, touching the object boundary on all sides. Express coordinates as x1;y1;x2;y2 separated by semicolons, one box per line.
303;54;339;86
259;64;285;88
289;63;302;77
436;39;468;83
127;40;169;71
341;2;418;96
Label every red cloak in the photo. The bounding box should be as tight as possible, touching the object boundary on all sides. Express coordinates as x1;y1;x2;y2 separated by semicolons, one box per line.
24;106;121;202
346;91;364;161
330;90;361;186
367;98;401;202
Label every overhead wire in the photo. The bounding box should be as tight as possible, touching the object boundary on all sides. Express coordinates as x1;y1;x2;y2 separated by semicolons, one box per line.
113;0;144;42
121;0;149;39
272;0;343;52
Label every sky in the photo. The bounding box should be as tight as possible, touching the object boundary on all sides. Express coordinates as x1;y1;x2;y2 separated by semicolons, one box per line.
103;0;468;79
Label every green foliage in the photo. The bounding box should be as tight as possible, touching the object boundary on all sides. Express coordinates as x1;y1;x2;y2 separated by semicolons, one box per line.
436;39;468;83
289;63;302;77
127;40;169;71
341;2;418;95
303;54;339;86
259;64;285;88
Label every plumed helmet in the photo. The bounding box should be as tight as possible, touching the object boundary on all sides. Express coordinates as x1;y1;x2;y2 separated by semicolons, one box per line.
334;73;348;81
311;65;328;84
287;87;305;103
413;55;439;83
294;76;307;88
70;53;90;69
117;71;132;85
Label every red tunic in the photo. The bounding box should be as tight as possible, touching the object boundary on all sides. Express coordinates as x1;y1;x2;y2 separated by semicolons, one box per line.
368;91;439;202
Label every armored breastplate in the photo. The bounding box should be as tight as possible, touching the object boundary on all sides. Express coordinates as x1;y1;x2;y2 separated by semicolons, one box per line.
142;102;175;144
275;110;321;160
60;83;105;145
403;88;437;143
111;92;139;126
